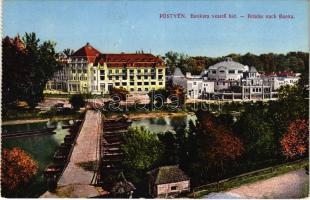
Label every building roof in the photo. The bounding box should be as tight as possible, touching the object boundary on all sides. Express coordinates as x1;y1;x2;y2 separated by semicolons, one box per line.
173;68;185;77
71;43;101;63
264;71;296;77
93;53;164;67
249;66;258;73
111;172;136;195
208;57;245;71
148;165;190;185
200;69;208;77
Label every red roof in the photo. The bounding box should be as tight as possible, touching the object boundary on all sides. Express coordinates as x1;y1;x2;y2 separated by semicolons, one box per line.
94;53;164;67
264;71;296;77
71;43;101;63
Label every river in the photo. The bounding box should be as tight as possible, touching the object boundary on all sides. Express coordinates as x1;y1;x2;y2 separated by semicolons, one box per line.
2;121;71;197
1;114;196;197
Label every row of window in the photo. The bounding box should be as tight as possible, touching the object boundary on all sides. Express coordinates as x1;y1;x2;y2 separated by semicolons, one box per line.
94;75;163;81
72;69;87;74
91;86;157;92
211;70;243;74
68;63;87;68
94;69;163;75
102;81;163;86
244;88;270;93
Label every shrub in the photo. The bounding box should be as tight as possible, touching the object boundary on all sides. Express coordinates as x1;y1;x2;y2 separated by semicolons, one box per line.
1;148;38;197
69;94;85;111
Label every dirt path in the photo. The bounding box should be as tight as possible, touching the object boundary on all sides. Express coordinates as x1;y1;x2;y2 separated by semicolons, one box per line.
227;169;308;198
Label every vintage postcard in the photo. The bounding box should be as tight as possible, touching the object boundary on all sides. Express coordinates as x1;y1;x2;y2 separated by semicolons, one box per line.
1;0;309;198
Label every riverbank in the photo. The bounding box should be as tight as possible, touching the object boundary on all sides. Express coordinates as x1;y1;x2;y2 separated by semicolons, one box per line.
104;110;193;121
129;111;193;120
2;116;80;126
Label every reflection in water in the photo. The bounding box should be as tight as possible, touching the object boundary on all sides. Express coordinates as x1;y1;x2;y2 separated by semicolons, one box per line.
2;121;69;197
131;114;197;133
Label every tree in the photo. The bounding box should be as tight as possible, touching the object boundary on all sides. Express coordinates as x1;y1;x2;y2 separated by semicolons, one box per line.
69;94;86;110
169;85;186;107
110;87;129;101
206;125;244;176
148;88;169;109
122;127;163;171
269;84;309;140
158;131;178;165
165;51;179;74
2;35;27;112
1;148;38;197
280;119;309;159
165;51;308;75
234;104;276;160
2;33;62;109
186;111;244;183
63;48;74;57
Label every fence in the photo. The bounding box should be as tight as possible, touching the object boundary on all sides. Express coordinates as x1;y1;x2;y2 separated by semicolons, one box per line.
191;159;308;198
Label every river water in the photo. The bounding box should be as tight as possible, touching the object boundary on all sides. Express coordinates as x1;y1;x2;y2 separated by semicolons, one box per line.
1;114;196;197
2;121;70;197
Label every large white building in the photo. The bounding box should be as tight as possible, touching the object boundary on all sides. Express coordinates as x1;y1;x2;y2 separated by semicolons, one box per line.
45;43;166;95
207;57;249;91
171;57;300;100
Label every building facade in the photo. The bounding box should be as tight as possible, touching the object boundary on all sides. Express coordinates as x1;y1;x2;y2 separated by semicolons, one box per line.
45;43;166;94
171;58;300;100
172;68;214;99
262;72;300;91
148;165;190;198
207;57;249;91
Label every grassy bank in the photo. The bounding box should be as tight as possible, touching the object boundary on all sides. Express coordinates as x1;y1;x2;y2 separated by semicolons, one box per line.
189;159;308;198
105;110;191;121
2;108;84;123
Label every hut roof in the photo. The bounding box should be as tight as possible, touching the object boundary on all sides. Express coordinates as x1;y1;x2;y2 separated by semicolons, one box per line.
148;165;190;185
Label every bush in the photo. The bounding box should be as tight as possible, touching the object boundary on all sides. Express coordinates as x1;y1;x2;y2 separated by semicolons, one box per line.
69;94;85;111
1;148;38;197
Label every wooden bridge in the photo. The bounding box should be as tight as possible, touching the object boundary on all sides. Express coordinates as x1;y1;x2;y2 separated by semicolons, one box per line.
41;108;134;198
41;110;106;198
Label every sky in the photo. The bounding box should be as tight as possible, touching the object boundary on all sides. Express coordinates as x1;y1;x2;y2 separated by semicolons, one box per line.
4;0;309;57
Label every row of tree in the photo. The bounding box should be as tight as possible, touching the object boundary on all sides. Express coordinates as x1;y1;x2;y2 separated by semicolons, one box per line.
165;51;309;75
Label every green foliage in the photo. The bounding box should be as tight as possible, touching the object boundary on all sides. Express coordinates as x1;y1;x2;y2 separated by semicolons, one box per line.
110;87;129;101
2;33;62;111
169;85;186;107
184;111;244;183
122;126;163;171
165;51;308;75
234;105;276;160
62;48;74;57
148;88;169;102
158;131;178;165
69;94;85;110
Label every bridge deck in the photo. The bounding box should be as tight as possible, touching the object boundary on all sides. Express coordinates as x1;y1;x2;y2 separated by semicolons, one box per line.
58;110;102;186
42;110;104;198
